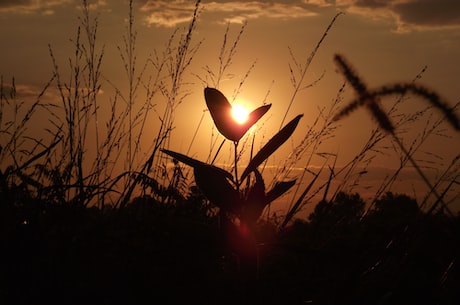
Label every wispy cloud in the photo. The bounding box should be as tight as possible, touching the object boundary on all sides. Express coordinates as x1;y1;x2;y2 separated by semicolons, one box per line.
140;0;197;28
0;0;108;15
139;0;460;31
337;0;460;32
140;1;319;27
0;0;71;15
1;81;63;106
2;0;458;32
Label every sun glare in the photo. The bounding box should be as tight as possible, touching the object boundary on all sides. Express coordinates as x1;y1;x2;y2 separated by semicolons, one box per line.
231;104;249;124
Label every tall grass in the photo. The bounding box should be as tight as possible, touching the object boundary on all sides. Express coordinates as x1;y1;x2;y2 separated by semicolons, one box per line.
1;0;458;222
0;0;204;209
332;54;459;216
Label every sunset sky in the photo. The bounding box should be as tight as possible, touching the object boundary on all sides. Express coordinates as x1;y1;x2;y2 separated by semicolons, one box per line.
1;0;459;212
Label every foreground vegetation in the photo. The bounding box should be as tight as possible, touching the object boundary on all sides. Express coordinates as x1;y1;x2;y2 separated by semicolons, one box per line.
1;190;459;304
1;1;459;304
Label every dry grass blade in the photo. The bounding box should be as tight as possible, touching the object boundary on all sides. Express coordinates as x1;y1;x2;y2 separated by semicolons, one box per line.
366;100;395;132
375;83;460;131
14;137;62;172
333;54;367;95
333;54;394;132
332;54;458;215
281;12;343;129
280;166;324;229
334;54;459;133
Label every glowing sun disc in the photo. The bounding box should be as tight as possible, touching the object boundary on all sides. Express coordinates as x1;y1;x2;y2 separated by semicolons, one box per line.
231;104;249;124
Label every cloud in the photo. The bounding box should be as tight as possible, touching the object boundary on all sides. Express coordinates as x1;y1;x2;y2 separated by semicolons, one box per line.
393;0;460;29
337;0;460;32
139;0;460;31
0;0;70;15
0;0;107;15
140;1;319;27
140;1;197;28
0;81;63;106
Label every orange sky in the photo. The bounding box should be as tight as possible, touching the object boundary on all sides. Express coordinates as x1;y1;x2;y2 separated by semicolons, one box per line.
1;0;459;213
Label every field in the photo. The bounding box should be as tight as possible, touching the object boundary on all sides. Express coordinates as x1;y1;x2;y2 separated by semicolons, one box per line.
1;1;459;304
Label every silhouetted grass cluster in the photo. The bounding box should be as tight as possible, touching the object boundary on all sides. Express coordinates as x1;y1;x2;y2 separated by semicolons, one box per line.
1;1;459;304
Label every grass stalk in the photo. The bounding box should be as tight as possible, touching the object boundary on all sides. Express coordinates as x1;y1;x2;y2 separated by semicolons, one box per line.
280;12;343;130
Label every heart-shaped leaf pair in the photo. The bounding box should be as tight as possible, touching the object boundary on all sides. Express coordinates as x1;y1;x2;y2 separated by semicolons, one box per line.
204;87;271;142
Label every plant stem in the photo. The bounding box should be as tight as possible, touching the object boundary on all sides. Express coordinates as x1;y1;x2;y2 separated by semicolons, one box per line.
234;141;240;192
280;12;343;130
391;132;452;216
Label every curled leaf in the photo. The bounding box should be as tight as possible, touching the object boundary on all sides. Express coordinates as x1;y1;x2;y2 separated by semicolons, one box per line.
205;87;271;142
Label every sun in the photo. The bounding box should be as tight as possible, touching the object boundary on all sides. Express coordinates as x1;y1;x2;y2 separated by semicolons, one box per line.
231;104;249;124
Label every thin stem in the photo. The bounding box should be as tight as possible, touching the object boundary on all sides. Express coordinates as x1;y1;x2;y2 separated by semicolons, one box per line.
280;12;343;130
210;139;226;165
186;110;206;155
234;141;240;192
391;132;453;216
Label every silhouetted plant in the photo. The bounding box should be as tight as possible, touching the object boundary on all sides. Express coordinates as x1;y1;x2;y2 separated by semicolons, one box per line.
162;87;301;255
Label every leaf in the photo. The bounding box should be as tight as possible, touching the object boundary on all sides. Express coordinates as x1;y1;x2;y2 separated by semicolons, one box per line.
204;87;271;142
161;148;204;168
240;114;303;181
266;179;296;204
194;164;241;214
161;149;233;181
161;149;239;213
246;170;266;205
243;104;271;136
205;87;234;140
243;169;267;224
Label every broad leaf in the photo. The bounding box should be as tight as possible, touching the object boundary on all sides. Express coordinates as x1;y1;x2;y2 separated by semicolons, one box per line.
240;114;303;181
161;149;239;213
194;164;241;214
205;87;234;140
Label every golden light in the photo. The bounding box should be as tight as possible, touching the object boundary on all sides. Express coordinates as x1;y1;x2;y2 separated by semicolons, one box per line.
231;104;249;124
